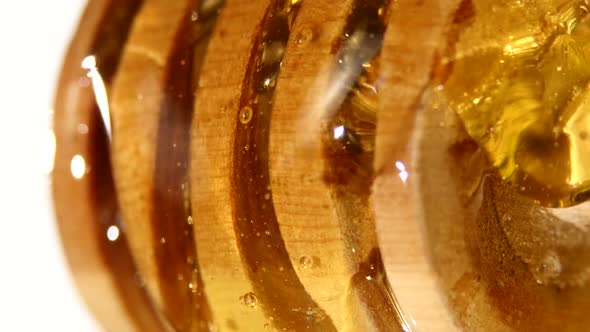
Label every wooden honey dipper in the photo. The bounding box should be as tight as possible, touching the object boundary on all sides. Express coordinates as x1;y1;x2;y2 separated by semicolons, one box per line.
52;0;590;331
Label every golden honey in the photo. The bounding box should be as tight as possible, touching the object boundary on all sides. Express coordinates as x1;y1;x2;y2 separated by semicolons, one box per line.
439;0;590;207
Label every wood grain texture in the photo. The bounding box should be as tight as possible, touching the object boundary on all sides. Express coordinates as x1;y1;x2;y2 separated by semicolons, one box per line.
269;0;355;327
190;1;271;331
373;0;462;330
269;0;400;331
229;0;338;330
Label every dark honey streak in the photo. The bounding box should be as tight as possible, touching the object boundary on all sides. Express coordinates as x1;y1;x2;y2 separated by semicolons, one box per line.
231;1;336;331
151;1;221;331
53;1;169;331
322;0;401;330
88;106;170;331
349;249;401;331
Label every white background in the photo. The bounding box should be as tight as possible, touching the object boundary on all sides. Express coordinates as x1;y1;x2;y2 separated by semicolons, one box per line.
0;1;100;331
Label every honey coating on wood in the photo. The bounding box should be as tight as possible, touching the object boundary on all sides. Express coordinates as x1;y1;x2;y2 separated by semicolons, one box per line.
231;0;337;330
109;1;222;331
321;0;402;330
149;1;220;330
59;0;405;331
269;0;375;329
266;0;406;329
190;1;278;331
110;1;191;326
55;0;590;331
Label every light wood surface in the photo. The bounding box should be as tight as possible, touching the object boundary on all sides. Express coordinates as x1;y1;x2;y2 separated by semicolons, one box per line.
270;0;401;330
373;1;463;330
190;0;271;330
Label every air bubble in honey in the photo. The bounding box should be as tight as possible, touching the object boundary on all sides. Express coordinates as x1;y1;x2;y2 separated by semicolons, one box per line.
239;292;258;309
532;251;562;285
296;27;313;46
239;106;253;124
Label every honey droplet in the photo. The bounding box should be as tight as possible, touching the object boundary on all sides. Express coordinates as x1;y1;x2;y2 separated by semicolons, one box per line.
239;106;253;124
296;27;313;47
239;292;258;308
532;251;562;285
77;123;89;134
